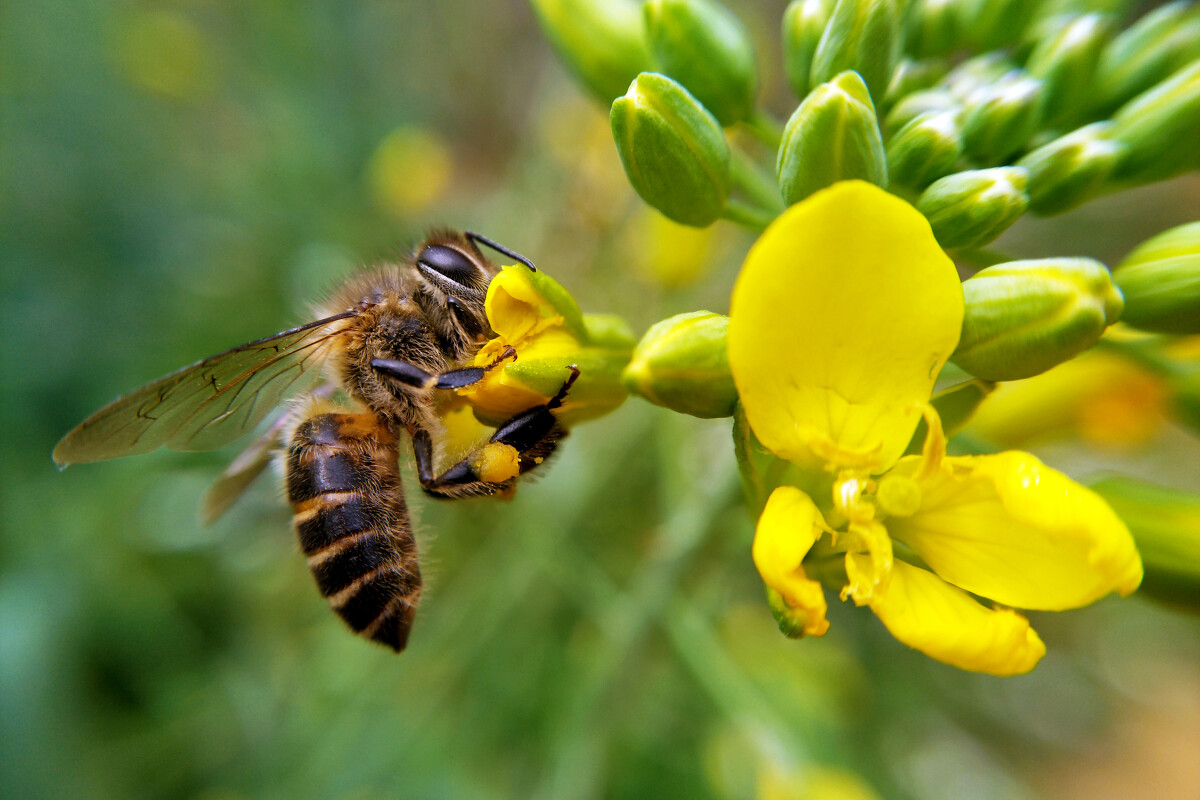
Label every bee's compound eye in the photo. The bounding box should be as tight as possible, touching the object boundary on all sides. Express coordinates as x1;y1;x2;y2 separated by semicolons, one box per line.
417;245;478;287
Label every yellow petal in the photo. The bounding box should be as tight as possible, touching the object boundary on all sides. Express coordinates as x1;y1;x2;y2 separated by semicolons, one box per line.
752;486;830;637
729;181;963;474
851;557;1046;676
484;264;587;342
887;451;1144;611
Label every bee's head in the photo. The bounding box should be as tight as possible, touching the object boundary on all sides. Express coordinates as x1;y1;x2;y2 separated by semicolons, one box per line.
411;233;497;353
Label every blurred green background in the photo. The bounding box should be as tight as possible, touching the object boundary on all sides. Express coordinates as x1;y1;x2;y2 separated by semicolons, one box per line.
3;1;1198;798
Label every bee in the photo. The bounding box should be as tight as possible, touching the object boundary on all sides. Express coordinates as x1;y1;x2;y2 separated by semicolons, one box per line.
53;231;579;653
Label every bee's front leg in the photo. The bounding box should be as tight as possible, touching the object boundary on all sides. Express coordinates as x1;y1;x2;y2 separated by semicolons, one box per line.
370;346;515;391
411;366;579;500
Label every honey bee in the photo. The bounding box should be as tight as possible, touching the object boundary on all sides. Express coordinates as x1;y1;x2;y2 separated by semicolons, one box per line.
53;231;579;653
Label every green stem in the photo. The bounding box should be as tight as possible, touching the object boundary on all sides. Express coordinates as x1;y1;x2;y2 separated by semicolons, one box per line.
731;147;787;215
742;108;785;150
722;198;777;231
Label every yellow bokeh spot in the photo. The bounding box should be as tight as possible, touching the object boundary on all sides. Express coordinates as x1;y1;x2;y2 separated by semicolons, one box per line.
109;10;213;100
624;208;723;287
368;126;453;217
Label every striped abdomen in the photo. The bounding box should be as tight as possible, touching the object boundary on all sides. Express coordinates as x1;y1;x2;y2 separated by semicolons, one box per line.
286;410;420;652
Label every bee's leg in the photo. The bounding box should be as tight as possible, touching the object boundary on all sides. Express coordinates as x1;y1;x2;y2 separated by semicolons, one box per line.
371;346;515;391
412;366;579;499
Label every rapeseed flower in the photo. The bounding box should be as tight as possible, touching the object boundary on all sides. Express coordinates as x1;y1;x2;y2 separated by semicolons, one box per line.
728;181;1142;675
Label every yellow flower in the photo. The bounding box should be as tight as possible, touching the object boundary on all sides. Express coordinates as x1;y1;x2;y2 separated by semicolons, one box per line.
729;181;1143;676
457;265;634;428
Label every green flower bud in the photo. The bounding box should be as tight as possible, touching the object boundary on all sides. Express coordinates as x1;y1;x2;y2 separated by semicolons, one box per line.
782;0;833;99
1113;222;1200;334
956;0;1038;51
622;311;737;418
1017;122;1124;215
951;258;1124;381
883;58;950;108
917;167;1029;250
886;110;963;189
810;0;902;102
1092;477;1200;610
884;88;959;133
939;53;1013;102
644;0;759;126
1025;13;1113;128
903;0;960;59
960;69;1043;165
777;70;887;205
611;72;731;226
1111;60;1200;183
1093;1;1200;114
530;0;653;102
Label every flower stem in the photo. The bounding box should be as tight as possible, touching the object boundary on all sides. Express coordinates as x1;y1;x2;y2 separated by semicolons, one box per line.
731;147;787;215
723;198;778;231
742;108;785;150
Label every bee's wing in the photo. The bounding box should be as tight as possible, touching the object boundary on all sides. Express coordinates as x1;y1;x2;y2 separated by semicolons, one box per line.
199;382;340;525
53;311;356;467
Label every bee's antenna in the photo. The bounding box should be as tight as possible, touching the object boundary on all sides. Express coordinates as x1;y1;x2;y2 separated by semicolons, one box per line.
464;231;537;272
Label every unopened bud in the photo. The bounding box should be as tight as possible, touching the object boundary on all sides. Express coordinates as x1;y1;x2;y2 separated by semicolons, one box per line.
884;88;958;132
622;311;737;418
1025;13;1113;128
1113;222;1200;334
1111;61;1200;183
960;69;1043;165
1092;477;1200;610
1093;1;1200;114
903;0;960;59
940;53;1013;102
611;72;731;226
917;167;1029;250
777;70;887;205
782;0;833;98
951;258;1123;381
810;0;903;102
644;0;759;126
886;110;963;189
956;0;1038;51
1017;122;1123;215
883;58;949;108
530;0;653;102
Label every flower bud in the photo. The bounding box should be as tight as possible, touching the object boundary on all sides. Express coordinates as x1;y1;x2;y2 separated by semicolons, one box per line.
782;0;833;99
622;311;737;418
884;88;958;133
530;0;653;102
1017;122;1123;215
886;110;963;189
1092;477;1200;610
1093;1;1200;114
917;167;1029;250
611;72;731;226
903;0;960;59
956;0;1038;51
939;53;1013;102
959;69;1043;165
1111;61;1200;183
644;0;759;126
951;258;1124;381
1025;13;1113;128
883;58;949;108
810;0;903;102
1113;222;1200;334
777;71;887;205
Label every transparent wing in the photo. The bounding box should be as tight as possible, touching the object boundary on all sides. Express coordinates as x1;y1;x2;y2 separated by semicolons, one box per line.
53;312;355;466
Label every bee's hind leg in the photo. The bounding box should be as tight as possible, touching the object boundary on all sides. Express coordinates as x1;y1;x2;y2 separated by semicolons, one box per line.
411;366;579;500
